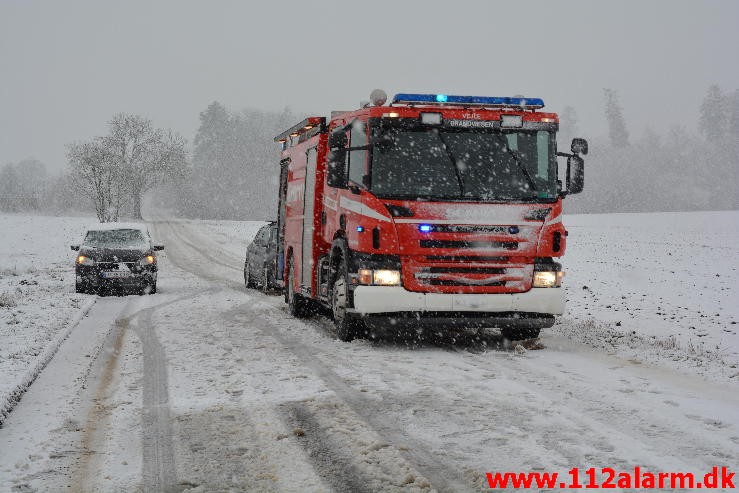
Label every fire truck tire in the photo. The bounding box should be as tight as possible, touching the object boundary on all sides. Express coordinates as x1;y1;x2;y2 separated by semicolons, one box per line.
501;327;541;341
331;259;362;342
286;256;309;317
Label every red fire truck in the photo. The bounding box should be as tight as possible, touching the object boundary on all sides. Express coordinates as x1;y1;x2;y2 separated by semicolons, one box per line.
274;90;586;342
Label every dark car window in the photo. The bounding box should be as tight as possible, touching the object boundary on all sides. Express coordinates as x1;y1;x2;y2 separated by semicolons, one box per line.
84;229;148;248
255;226;270;245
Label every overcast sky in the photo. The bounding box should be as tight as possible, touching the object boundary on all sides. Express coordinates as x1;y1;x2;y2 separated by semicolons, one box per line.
1;0;737;171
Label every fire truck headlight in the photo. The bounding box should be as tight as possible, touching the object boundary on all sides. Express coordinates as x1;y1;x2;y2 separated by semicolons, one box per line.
533;271;563;288
373;270;401;286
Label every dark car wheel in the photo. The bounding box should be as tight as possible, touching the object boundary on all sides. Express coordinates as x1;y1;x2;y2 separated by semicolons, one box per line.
286;256;309;318
148;281;157;295
75;280;87;294
261;264;272;293
244;259;256;288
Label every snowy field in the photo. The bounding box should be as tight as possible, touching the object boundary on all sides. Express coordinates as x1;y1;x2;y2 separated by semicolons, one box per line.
1;211;737;491
559;210;739;381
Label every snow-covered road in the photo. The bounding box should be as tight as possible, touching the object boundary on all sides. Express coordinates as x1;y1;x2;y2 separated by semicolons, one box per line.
1;217;737;492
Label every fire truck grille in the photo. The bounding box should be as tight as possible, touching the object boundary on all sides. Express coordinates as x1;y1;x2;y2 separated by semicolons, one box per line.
425;266;506;274
428;279;507;287
419;240;518;250
405;257;532;293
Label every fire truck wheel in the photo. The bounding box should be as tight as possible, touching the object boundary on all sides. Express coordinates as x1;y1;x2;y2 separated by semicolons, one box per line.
286;256;309;317
331;259;361;342
501;327;541;341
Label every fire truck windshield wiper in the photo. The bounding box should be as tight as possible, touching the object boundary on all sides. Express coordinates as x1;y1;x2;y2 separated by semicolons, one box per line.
434;131;465;196
505;146;538;192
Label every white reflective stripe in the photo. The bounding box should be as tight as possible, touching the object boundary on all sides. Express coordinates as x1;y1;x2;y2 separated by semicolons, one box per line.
351;286;565;315
543;216;562;226
339;196;391;222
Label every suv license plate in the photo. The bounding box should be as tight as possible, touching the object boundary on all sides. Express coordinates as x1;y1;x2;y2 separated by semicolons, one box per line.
101;271;131;279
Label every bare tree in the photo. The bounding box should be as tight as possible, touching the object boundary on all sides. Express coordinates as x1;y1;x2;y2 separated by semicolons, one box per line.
67;114;188;222
103;114;188;219
67;139;126;222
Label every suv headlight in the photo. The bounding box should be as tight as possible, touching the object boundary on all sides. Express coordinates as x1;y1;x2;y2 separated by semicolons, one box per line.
358;268;401;286
76;255;95;266
533;270;564;288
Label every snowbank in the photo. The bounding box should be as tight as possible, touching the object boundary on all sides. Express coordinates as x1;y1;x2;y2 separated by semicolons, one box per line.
0;214;98;424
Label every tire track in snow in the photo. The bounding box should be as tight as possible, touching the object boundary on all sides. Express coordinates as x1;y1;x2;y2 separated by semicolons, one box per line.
239;306;476;493
75;288;215;491
158;220;476;492
76;308;130;490
435;339;739;474
151;220;244;283
133;308;178;492
281;403;375;493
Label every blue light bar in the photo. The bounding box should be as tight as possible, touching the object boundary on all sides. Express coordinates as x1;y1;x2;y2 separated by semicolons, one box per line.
419;224;433;233
393;93;545;109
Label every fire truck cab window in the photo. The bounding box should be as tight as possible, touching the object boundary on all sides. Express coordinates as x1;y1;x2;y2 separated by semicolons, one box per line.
348;120;367;186
371;127;557;202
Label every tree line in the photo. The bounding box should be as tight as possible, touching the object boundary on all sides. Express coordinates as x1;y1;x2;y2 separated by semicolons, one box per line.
1;85;737;220
564;85;739;213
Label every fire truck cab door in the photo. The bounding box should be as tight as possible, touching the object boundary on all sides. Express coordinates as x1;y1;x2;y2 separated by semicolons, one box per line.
301;147;317;293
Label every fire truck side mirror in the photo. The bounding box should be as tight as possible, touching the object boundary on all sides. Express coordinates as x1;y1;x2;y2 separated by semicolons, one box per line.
571;137;588;155
566;155;585;195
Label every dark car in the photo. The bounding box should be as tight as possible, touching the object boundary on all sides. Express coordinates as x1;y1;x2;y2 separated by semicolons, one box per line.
71;223;163;295
244;222;280;292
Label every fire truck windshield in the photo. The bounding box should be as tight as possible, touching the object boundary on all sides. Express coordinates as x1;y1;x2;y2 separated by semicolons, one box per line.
370;127;557;202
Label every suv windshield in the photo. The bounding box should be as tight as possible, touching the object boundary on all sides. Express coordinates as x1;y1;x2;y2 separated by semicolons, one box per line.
84;229;148;248
370;127;557;202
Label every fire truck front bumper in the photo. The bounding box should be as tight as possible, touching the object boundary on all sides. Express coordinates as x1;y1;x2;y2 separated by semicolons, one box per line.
349;286;564;328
